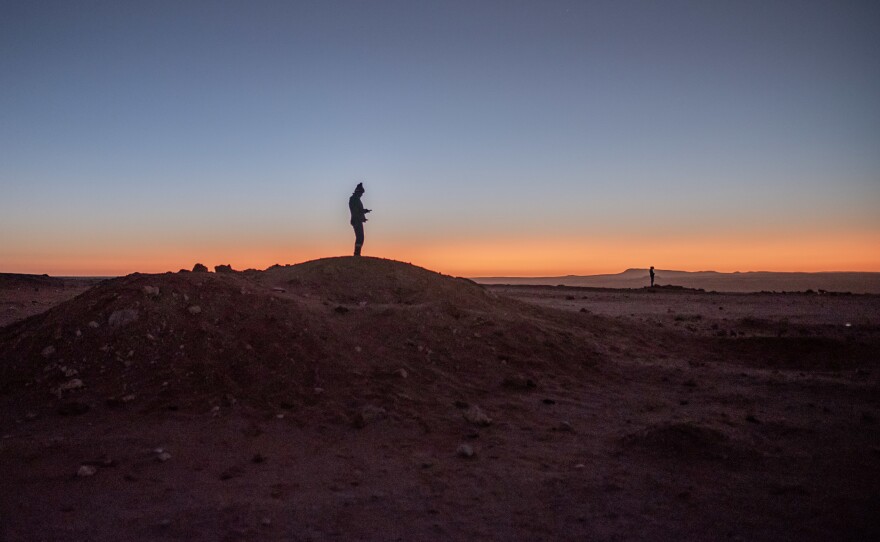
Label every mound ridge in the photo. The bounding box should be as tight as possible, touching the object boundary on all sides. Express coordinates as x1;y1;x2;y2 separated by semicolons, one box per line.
0;257;604;420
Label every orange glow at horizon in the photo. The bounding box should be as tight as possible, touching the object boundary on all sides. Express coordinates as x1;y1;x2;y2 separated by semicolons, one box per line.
2;231;878;277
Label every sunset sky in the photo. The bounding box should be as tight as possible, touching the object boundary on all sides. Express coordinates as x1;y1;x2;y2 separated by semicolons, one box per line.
2;0;879;277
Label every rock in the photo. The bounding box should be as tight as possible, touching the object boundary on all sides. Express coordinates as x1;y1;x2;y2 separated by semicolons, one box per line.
214;264;235;273
192;263;209;273
353;405;387;428
558;421;575;432
108;309;139;327
142;286;160;296
333;305;349;314
463;405;492;426
272;287;286;293
57;379;84;392
77;465;97;477
456;444;475;458
88;321;100;328
156;451;172;462
41;345;56;358
394;368;408;379
187;305;202;315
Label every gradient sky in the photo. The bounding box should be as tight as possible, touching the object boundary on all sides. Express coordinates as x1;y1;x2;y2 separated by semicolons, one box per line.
2;0;879;276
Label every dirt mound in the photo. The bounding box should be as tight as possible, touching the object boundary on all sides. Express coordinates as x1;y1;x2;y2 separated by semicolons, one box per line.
0;273;66;290
620;422;754;462
0;258;604;421
256;257;494;307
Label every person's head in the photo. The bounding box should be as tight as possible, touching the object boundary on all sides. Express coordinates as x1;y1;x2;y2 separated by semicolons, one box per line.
650;266;654;270
354;182;365;195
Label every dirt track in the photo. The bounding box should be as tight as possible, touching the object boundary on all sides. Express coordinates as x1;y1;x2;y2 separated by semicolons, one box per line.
1;261;878;541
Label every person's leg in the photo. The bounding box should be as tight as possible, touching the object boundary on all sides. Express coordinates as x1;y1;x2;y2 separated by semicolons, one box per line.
353;222;364;256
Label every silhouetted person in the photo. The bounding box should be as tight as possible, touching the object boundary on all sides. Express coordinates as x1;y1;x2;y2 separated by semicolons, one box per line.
348;182;371;256
649;266;655;287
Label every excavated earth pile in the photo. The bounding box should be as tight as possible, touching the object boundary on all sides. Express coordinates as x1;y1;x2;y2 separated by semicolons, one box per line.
0;257;609;423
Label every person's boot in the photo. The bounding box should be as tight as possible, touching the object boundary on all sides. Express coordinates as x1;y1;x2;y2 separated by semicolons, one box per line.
354;243;362;256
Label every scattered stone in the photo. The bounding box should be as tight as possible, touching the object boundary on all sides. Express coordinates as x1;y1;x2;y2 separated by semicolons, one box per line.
122;394;136;403
41;345;56;358
82;456;116;467
75;329;82;337
558;421;574;432
462;405;492;426
62;366;78;377
57;378;84;392
156;451;172;462
333;305;349;314
272;287;286;293
394;368;408;379
187;305;202;315
574;463;586;469
192;263;209;273
108;309;139;327
456;444;475;458
358;301;368;307
579;307;590;313
353;405;387;428
261;517;272;527
219;466;243;480
77;465;97;477
142;286;160;296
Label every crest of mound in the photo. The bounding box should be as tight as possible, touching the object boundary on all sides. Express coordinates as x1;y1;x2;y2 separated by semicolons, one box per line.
258;256;494;307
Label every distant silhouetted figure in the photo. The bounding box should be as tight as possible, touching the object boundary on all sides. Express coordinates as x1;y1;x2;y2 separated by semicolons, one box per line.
649;266;655;287
348;182;371;256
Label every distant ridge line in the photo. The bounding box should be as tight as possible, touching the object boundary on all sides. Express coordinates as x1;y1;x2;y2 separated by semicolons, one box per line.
472;270;880;294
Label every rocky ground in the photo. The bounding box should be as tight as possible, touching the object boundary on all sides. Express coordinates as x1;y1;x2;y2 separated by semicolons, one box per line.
1;259;878;541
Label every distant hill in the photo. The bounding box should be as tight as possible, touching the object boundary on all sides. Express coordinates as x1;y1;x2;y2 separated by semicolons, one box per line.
473;269;880;294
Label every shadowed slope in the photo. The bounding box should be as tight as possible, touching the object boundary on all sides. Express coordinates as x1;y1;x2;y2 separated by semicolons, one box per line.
0;258;608;420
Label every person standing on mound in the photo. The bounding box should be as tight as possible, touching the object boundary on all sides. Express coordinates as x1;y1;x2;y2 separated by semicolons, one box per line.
649;266;655;287
348;182;371;256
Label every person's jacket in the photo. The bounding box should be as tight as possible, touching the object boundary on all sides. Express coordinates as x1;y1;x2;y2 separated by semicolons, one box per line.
349;194;366;225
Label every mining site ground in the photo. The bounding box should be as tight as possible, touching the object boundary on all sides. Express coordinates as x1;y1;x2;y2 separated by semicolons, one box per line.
1;260;878;541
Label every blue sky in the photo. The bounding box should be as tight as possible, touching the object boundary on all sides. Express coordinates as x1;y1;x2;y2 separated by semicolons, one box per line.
2;0;878;275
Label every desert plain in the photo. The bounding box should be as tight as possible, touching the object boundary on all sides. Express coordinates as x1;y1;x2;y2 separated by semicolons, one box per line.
0;257;878;541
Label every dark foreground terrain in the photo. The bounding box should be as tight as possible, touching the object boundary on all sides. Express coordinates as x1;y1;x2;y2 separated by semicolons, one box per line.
1;260;878;541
